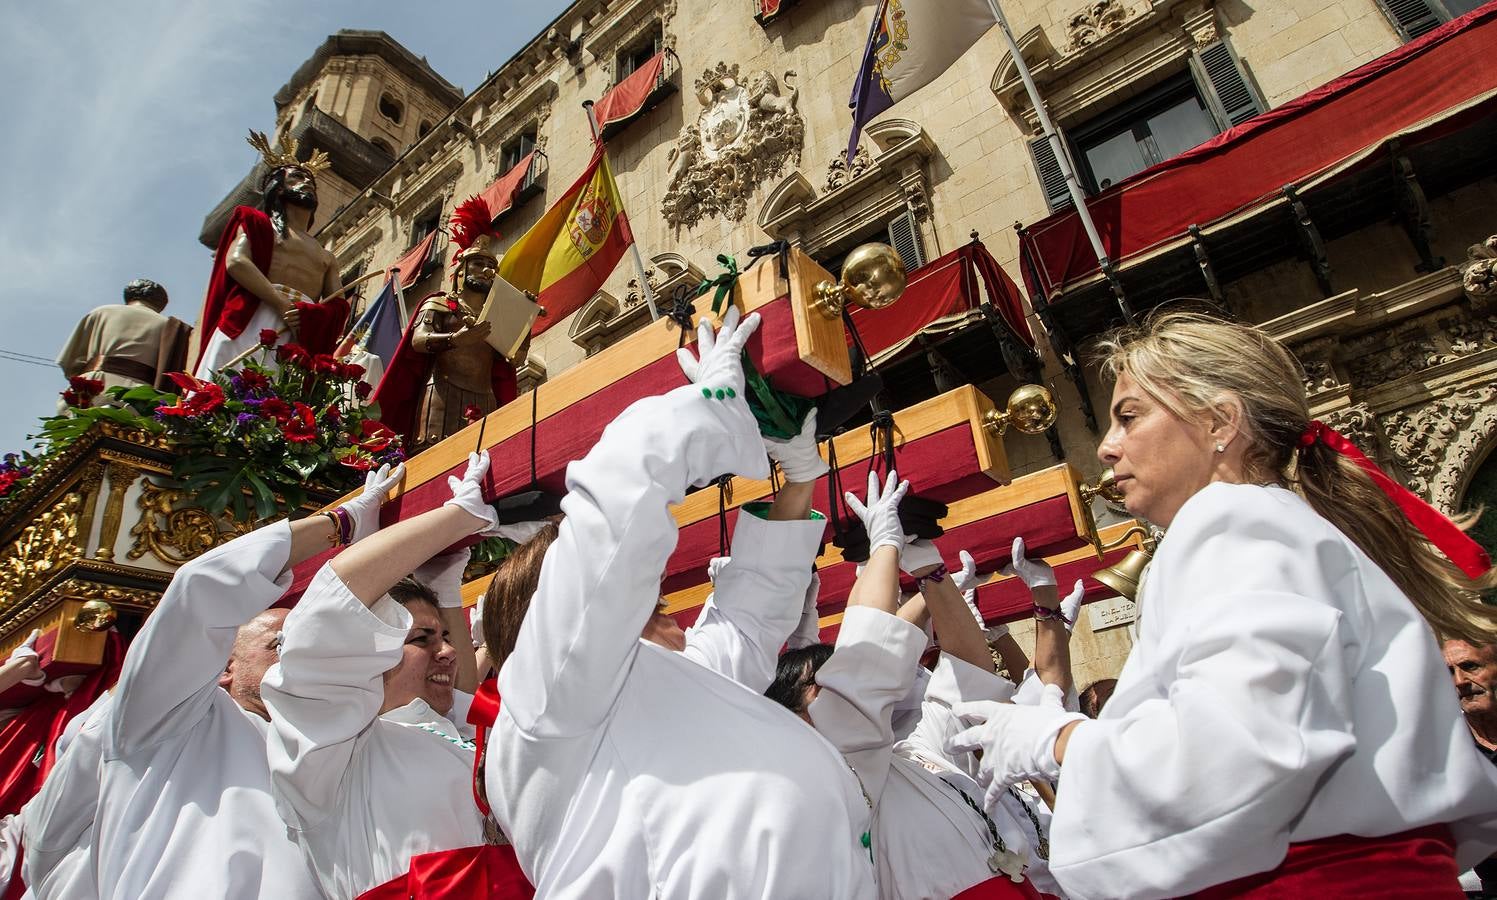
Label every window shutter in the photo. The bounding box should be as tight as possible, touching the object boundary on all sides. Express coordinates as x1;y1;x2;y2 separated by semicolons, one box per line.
1028;135;1073;212
887;211;926;270
1190;39;1266;130
1375;0;1445;40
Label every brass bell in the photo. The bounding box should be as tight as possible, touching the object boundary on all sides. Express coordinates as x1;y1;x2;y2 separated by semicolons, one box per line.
1093;547;1152;601
1080;467;1126;507
982;384;1058;436
812;243;908;319
74;600;117;633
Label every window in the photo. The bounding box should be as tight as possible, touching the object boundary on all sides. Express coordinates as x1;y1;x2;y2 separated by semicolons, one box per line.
418;120;434;138
1374;0;1475;41
616;27;662;81
1074;76;1217;191
1028;39;1265;211
410;203;442;247
816;211;927;278
500;129;537;174
378;92;404;124
370;136;395;156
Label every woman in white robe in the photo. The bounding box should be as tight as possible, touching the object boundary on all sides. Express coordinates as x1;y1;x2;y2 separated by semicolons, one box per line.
949;311;1497;898
478;308;878;899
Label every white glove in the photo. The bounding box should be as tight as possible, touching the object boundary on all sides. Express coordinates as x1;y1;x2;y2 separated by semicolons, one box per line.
338;463;405;543
675;306;761;396
948;684;1087;810
1060;578;1085;632
899;538;944;577
469;603;484;649
764;409;828;483
952;549;980;593
414;548;471;609
787;568;823;650
8;630;45;686
707;556;731;584
444;452;499;536
1003;536;1055;589
844;469;909;557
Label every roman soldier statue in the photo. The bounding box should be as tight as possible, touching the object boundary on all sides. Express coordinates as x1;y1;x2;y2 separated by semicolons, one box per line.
371;195;519;451
193;130;350;377
57;278;190;393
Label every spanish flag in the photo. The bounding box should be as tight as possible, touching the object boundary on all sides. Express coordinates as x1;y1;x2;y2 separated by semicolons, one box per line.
499;143;634;336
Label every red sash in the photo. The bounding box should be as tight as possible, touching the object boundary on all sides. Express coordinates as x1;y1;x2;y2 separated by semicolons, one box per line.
1185;825;1463;898
953;874;1044;899
356;844;534;900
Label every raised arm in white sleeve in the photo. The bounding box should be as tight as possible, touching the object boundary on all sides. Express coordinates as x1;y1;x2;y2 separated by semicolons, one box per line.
260;565;408;830
786;568;824;650
899;652;1014;781
108;521;292;756
682;506;825;691
500;310;770;738
1046;484;1359;897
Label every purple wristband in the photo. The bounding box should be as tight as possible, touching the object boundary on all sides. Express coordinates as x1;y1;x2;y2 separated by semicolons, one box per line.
916;562;950;590
1032;604;1071;626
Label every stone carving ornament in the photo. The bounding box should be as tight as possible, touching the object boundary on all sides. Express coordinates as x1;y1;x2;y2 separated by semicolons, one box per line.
1383;386;1497;513
1065;0;1133;51
662;62;804;229
1463;234;1497;297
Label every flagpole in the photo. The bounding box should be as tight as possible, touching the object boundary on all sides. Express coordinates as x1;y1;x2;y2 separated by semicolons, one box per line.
390;267;411;330
983;0;1130;321
582;99;661;322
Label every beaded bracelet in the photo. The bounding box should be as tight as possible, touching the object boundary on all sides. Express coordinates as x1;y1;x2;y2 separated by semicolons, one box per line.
317;511;341;546
332;507;353;545
915;562;950;591
1032;604;1072;626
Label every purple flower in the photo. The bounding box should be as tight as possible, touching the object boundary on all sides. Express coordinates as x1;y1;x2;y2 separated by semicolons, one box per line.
236;412;258;428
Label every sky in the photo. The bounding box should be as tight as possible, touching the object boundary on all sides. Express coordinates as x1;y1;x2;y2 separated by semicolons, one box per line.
0;0;571;453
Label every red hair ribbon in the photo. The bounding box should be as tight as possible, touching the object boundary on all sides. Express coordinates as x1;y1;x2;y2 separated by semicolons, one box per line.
466;677;501;818
1299;420;1492;578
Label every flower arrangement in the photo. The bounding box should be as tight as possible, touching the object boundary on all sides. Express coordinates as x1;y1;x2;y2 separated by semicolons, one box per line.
5;337;402;524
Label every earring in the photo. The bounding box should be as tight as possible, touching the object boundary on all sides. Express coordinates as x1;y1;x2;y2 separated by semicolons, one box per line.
1215;442;1226;453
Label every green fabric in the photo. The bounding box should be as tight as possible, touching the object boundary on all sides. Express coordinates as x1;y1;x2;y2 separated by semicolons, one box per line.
741;500;826;522
695;253;740;316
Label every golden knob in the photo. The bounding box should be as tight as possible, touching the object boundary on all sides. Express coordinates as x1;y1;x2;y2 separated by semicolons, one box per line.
74;600;117;633
813;243;908;319
1080;467;1126;507
982;384;1058;436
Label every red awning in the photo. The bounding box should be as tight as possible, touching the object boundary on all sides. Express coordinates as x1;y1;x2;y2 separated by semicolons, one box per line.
479;151;537;222
594;51;667;131
391;230;438;289
848;239;1032;359
1019;4;1497;297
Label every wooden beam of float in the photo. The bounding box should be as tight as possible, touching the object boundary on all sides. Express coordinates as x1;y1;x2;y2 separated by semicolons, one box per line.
658;463;1098;618
456;383;1011;608
333;248;849;525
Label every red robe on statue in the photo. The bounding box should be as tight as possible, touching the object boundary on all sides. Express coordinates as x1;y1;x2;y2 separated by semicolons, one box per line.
195;206;349;361
369;292;518;448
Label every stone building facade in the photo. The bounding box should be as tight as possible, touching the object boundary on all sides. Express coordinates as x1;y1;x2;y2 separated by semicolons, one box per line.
226;0;1496;686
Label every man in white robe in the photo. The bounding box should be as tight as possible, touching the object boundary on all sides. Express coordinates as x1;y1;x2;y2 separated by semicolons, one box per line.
20;693;112;900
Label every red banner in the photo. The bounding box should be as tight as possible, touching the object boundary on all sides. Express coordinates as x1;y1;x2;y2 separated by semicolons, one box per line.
594;52;666;131
1019;4;1497;297
478;152;537;223
392;230;438;289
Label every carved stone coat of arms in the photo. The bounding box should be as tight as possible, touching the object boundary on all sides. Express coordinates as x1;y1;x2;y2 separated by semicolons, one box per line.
661;62;804;229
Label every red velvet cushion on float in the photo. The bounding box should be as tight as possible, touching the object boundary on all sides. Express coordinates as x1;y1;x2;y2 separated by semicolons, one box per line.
972;546;1136;624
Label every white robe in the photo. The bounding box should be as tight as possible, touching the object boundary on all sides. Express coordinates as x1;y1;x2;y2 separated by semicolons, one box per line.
262;566;488;899
487;384;877;900
93;522;321;900
1050;482;1497;898
814;610;1050;900
20;693;113;900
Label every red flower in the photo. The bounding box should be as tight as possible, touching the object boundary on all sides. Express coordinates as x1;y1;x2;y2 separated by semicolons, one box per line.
358;420;397;453
61;388;90;409
0;470;20;496
275;343;311;367
310;354;341;375
239;369;270;393
155;378;224;418
323;403;342;424
355;381;373;400
185;383;225;415
281;402;319;443
258;397;292;423
337;361;367;381
68;376;105;396
258;328;279;348
167;371;209;393
337;451;374;472
462;404;483;423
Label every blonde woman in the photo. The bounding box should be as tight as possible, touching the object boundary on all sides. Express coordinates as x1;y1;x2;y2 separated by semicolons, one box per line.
949;312;1497;898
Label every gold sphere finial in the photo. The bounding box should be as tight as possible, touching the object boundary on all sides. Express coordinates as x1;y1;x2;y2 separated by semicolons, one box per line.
74;600;117;633
812;243;908;319
1080;467;1126;507
982;384;1058;436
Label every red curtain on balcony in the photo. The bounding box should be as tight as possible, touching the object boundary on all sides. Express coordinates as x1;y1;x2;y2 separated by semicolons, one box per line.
392;230;438;289
1018;3;1497;297
848;238;1032;357
593;52;666;132
478;152;538;223
758;0;791;21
